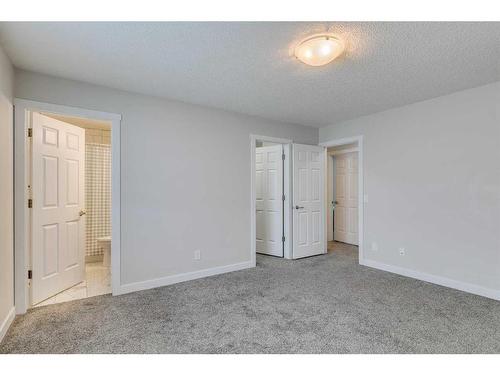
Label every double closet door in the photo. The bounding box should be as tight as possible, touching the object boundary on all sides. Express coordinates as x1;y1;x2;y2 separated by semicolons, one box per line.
255;143;326;259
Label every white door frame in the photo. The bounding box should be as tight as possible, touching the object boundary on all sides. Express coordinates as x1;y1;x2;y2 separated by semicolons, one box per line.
14;99;122;314
327;153;334;242
250;135;293;262
319;135;364;263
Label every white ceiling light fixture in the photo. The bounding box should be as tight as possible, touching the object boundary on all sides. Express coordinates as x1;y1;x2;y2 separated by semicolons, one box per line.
294;34;345;67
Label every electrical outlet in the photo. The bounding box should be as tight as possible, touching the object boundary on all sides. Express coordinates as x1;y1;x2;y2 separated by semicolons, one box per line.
371;242;378;251
399;247;405;256
194;250;201;260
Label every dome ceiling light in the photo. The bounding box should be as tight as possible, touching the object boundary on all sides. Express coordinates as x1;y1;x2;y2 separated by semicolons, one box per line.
294;34;345;67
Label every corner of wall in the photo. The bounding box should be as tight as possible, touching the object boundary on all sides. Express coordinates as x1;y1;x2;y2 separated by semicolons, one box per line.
0;43;15;343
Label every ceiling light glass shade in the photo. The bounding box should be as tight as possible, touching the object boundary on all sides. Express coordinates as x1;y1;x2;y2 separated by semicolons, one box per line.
294;34;345;67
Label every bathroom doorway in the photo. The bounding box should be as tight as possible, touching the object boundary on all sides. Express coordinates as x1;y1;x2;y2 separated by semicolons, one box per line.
32;113;112;306
14;100;122;313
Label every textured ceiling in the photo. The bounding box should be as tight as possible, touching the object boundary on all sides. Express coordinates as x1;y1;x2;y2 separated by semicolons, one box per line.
1;22;499;127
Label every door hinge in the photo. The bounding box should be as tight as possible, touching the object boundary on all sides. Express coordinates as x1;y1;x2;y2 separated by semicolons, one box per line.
27;128;33;138
282;194;285;201
28;270;32;279
282;153;285;160
28;199;32;208
282;236;285;243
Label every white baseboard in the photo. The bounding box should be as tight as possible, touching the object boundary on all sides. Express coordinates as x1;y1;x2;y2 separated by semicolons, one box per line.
0;307;15;343
117;261;254;295
360;259;500;301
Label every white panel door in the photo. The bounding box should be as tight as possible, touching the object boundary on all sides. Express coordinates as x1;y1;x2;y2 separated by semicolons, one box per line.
292;144;325;259
334;152;358;245
255;144;283;257
31;112;86;305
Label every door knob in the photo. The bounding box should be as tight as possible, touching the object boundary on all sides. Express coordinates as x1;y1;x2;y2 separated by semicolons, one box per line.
79;209;87;216
295;205;305;209
334;201;338;205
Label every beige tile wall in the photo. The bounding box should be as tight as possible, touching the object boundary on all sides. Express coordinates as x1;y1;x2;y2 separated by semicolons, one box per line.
85;128;111;144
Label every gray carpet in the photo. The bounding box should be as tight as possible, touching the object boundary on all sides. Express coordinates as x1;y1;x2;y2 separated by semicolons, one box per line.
1;242;499;353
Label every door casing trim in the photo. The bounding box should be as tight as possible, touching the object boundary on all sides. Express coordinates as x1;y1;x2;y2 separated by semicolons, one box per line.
14;99;122;314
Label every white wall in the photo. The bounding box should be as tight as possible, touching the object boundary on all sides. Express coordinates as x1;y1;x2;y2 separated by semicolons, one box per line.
320;82;500;298
15;69;318;289
0;45;14;340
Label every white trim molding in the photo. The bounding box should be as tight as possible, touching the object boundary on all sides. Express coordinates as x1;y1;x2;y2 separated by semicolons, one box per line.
319;135;364;263
0;307;15;343
14;99;122;314
119;261;253;295
361;259;500;301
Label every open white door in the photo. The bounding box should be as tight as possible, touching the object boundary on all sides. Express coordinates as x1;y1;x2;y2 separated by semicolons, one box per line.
292;144;325;259
334;152;359;245
31;112;86;305
255;144;284;257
